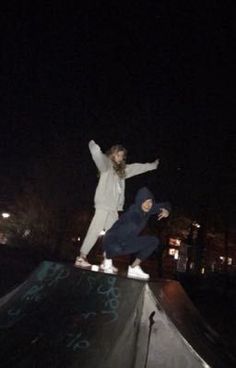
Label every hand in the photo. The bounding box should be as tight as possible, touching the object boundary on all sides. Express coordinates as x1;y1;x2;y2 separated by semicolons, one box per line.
157;208;169;220
89;140;98;150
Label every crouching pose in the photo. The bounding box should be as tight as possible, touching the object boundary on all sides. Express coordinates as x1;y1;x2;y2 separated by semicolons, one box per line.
75;140;159;268
102;187;171;280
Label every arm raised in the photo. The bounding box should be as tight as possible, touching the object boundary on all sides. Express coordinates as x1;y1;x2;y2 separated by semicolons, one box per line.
88;140;109;173
125;159;159;179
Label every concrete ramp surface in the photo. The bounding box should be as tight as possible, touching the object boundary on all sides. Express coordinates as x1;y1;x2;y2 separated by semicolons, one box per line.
0;261;235;368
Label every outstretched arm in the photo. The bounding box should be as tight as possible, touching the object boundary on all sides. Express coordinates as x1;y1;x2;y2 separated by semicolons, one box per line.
88;140;109;173
150;201;171;218
158;208;170;220
125;159;159;179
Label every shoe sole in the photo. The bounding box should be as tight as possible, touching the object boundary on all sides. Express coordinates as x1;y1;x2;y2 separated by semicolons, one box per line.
99;267;114;274
127;274;149;280
100;266;118;274
74;263;91;269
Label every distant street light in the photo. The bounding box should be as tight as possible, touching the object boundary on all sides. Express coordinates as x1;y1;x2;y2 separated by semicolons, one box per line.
192;221;201;228
2;213;10;219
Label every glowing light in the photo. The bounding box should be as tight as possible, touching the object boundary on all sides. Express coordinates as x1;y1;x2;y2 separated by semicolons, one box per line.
219;256;225;263
100;230;106;236
2;213;10;218
192;221;200;228
168;248;175;256
23;229;31;237
201;267;205;274
169;238;181;246
174;250;179;260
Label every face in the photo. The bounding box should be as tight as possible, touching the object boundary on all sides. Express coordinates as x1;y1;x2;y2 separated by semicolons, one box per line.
112;150;125;164
141;199;153;213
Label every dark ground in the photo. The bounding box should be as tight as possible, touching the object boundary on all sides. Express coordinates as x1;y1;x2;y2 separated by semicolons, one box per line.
0;245;236;358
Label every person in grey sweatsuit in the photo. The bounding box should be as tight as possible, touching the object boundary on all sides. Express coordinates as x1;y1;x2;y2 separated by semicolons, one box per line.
75;139;159;268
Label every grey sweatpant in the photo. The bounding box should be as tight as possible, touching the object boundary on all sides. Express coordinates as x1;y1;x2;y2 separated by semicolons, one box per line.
80;209;119;256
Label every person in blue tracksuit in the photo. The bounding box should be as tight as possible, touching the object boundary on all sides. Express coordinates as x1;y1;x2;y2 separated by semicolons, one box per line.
102;187;171;280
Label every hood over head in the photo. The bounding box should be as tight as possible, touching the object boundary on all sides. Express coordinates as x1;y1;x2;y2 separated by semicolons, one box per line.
134;187;154;208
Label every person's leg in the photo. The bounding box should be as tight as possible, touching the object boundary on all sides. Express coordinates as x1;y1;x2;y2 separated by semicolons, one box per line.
103;238;123;259
75;209;109;267
106;235;159;260
133;236;159;261
128;237;159;279
131;258;141;267
100;211;119;273
104;236;159;279
113;236;159;280
104;210;119;231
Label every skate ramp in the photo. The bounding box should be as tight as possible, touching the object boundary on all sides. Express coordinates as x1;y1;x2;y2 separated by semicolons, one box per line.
0;261;235;368
0;261;144;368
135;282;235;368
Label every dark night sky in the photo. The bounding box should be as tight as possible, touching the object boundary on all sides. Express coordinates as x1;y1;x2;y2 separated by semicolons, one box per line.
0;1;235;223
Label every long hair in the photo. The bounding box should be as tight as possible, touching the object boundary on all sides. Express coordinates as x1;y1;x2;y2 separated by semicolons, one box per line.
106;144;127;178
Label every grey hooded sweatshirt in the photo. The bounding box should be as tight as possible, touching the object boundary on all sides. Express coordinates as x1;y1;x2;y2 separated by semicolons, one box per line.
89;140;159;212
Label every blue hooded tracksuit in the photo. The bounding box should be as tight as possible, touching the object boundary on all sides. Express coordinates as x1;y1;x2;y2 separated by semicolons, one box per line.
102;187;171;261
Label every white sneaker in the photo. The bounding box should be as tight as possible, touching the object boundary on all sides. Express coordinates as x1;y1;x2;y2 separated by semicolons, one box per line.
100;261;118;274
74;257;91;268
127;265;150;280
100;258;115;274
